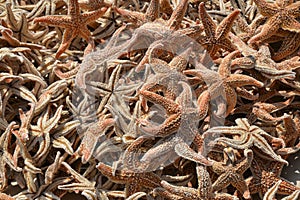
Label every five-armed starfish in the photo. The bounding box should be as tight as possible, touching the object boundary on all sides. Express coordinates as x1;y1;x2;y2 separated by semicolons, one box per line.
34;0;109;58
249;0;300;45
198;2;239;58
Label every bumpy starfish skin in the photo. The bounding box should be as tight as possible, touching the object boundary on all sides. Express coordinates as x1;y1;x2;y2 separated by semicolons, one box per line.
34;0;108;58
247;157;300;197
198;2;239;58
249;0;300;44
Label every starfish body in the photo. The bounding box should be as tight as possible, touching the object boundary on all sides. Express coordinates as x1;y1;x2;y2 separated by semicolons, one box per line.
34;0;108;58
198;2;239;58
249;0;300;44
247;156;300;198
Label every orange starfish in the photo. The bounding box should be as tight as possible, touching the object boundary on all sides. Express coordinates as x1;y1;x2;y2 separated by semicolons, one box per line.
33;0;108;58
249;0;300;45
198;2;239;58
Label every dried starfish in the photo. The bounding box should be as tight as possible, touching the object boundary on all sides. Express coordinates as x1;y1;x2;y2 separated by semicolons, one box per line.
34;0;109;58
249;0;300;44
204;118;287;164
185;50;264;116
247;156;300;198
198;2;239;58
211;148;252;199
156;164;239;200
97;162;163;197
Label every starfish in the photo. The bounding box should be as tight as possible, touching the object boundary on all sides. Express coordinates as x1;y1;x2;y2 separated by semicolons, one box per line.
230;33;297;80
276;113;300;155
77;115;115;164
249;0;300;44
263;180;300;200
113;0;188;30
272;32;300;61
211;148;253;199
135;81;213;169
198;2;239;58
184;50;264;116
5;3;47;43
247;156;300;198
96;162;163;197
203;118;288;164
155;164;239;200
138;69;190;137
33;0;109;58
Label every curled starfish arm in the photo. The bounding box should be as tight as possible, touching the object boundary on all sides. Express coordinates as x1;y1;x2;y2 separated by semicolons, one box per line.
226;74;264;88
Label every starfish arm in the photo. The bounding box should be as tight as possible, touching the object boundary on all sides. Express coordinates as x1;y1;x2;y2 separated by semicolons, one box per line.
236;149;253;174
281;17;300;32
167;0;189;30
236;88;259;100
82;7;109;24
287;1;300;16
276;179;300;195
216;10;240;39
204;126;246;136
224;84;237;116
282;190;300;200
56;28;77;59
68;0;80;16
96;162;131;183
252;133;287;164
216;135;253;150
78;26;93;42
174;142;213;166
218;50;240;78
252;0;279;16
197;90;210;119
248;18;282;44
139;90;180;114
33;15;72;28
226;74;264;88
218;38;238;52
272;33;300;61
113;7;146;24
161;180;197;199
232;177;251;199
212;173;231;191
199;3;217;38
145;0;160;22
138;112;181;137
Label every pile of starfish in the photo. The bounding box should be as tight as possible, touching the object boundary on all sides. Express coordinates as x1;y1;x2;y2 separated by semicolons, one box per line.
0;0;300;199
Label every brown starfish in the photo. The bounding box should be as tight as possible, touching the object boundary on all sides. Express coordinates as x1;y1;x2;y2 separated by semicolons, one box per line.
247;156;300;198
156;164;239;200
184;50;264;116
96;162;162;197
198;2;239;58
272;32;300;61
249;0;300;45
33;0;108;58
211;148;253;199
